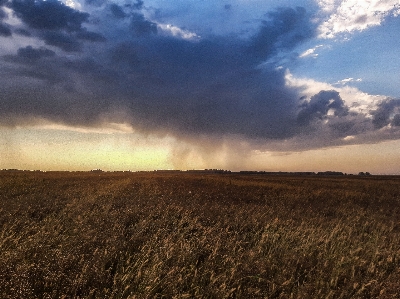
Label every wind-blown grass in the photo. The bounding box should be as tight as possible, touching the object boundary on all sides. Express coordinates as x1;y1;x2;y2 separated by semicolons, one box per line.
0;171;399;298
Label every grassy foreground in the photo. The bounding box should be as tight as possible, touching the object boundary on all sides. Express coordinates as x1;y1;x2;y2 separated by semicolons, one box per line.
0;171;399;298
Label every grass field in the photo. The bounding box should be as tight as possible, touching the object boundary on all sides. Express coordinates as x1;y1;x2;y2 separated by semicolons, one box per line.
0;171;399;298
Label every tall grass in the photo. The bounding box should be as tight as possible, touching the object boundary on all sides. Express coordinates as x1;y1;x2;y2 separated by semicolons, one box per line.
0;171;399;298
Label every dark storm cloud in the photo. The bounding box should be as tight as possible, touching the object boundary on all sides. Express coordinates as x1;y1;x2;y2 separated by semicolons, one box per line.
130;12;158;36
297;90;348;126
79;6;315;139
14;28;31;36
0;22;11;36
84;0;105;6
11;0;89;31
0;8;6;19
3;46;67;85
392;114;400;126
16;46;55;62
0;6;10;36
248;7;313;60
76;30;106;42
371;98;400;129
110;42;140;68
132;0;144;10
1;3;314;139
42;31;82;52
2;1;399;150
9;0;103;52
110;3;127;19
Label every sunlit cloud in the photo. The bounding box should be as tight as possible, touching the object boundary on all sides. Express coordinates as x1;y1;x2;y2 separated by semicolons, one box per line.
285;70;383;115
299;44;323;58
317;0;400;38
334;77;363;85
157;23;200;40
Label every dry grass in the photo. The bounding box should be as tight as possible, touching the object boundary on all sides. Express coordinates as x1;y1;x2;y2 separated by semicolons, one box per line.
0;171;399;298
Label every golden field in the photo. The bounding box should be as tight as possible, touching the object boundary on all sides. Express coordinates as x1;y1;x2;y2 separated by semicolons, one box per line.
0;171;399;298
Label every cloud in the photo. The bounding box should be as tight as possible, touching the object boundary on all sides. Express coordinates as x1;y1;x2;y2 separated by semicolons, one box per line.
11;0;89;31
15;45;55;62
109;3;127;19
371;98;400;129
317;0;400;38
42;31;82;52
0;8;7;19
9;0;105;52
334;77;362;85
297;90;348;126
130;12;158;36
281;71;400;149
0;22;11;36
76;30;106;42
0;4;315;136
1;0;400;153
248;7;314;59
0;6;11;37
299;44;323;58
157;23;199;40
285;71;384;114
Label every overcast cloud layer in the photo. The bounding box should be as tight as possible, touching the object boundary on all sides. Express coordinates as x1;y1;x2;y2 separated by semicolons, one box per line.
1;0;400;151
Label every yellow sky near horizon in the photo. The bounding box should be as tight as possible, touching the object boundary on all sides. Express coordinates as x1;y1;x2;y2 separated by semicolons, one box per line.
1;126;400;174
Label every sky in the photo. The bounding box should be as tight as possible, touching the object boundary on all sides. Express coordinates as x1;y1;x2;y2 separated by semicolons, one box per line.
1;0;400;173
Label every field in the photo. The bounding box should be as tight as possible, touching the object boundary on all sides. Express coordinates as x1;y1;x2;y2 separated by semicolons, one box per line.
0;171;399;298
